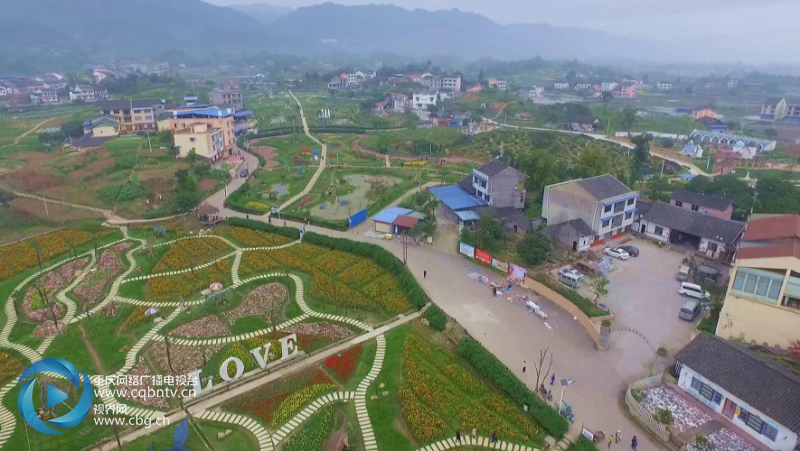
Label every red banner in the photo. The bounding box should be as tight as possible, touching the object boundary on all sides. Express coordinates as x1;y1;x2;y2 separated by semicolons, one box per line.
475;249;492;265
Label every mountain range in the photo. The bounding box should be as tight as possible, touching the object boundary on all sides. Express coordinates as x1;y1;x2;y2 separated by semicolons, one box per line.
0;0;663;73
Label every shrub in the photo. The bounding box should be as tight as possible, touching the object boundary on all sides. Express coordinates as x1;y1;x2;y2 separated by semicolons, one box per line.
228;217;300;240
457;337;569;437
424;305;447;331
630;389;644;403
566;436;599;451
517;233;551;266
532;273;607;317
656;408;673;425
244;201;271;213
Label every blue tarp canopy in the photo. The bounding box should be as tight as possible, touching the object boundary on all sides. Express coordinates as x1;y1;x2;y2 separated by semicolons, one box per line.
455;210;480;221
429;185;488;211
176;104;210;109
372;207;412;224
175;107;232;118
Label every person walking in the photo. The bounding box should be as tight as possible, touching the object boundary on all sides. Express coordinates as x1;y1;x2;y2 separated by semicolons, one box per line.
472;426;477;440
616;430;621;444
608;435;613;450
522;361;527;373
455;430;461;443
424;270;427;279
550;373;556;385
631;436;638;451
491;432;497;443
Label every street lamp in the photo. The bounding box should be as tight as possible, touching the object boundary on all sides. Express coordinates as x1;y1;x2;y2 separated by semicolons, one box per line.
558;378;575;414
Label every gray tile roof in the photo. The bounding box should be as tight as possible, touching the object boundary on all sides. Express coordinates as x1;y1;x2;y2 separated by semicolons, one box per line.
476;159;512;176
670;190;733;211
564;218;595;236
643;202;744;244
675;334;800;431
576;174;633;201
636;201;654;217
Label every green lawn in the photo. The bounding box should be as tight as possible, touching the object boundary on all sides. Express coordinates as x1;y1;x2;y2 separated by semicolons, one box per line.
122;418;258;451
369;324;415;451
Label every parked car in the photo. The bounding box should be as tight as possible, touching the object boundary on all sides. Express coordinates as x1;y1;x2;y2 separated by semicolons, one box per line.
603;247;630;260
558;268;585;288
676;265;691;281
679;282;710;300
618;245;639;257
679;300;702;321
239;167;248;178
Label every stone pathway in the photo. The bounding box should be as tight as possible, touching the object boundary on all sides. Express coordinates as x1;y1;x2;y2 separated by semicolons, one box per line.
355;333;386;451
415;436;541;451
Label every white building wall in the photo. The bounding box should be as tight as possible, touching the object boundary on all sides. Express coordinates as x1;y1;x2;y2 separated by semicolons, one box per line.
636;218;671;242
678;365;799;451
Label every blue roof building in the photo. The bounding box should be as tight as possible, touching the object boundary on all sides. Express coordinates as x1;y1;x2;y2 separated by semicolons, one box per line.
429;185;488;211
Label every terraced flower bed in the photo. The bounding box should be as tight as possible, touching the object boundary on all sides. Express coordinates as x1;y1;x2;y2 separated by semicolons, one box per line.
0;229;100;280
223;367;335;427
115;363;168;408
74;246;128;307
22;258;88;322
282;406;334;451
223;283;288;323
221;226;293;248
152;238;233;273
145;258;232;302
239;251;280;276
170;315;230;338
324;344;362;381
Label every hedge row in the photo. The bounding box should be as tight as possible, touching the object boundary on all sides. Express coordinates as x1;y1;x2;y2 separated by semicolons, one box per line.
424;305;447;331
531;273;607;318
457;338;569;437
567;437;599;451
303;231;428;310
279;210;349;231
227;217;301;240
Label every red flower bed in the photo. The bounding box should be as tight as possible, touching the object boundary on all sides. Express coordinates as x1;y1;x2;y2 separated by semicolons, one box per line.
324;345;362;381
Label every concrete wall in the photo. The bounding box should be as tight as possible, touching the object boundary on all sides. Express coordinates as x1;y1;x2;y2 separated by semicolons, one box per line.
170;117;235;154
635;218;671;242
670;199;733;220
543;182;598;232
678;365;798;451
717;292;800;348
489;167;526;209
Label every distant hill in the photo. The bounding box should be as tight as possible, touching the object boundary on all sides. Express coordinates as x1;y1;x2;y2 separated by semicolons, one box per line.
230;3;293;25
268;3;660;61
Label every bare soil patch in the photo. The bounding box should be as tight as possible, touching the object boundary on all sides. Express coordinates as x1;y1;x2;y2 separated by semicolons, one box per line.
198;178;218;191
9;197;103;221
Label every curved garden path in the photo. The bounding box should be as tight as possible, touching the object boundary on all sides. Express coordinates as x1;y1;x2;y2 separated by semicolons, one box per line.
0;225;419;451
279;91;328;211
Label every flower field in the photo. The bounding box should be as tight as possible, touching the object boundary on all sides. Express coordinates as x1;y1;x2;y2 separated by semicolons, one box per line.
287;321;353;352
152;238;233;272
120;307;149;332
399;335;544;447
74;246;127;307
171;315;230;338
282;405;334;451
287;243;328;260
115;363;168;408
338;260;383;288
271;382;337;427
324;344;362;381
224;283;288;323
21;258;88;322
0;352;22;387
240;251;279;275
145;258;231;302
221;226;293;247
0;229;106;281
313;251;361;275
223;367;335;427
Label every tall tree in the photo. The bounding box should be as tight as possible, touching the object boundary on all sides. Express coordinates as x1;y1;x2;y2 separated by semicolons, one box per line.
630;133;653;180
579;145;613;177
621;106;638;132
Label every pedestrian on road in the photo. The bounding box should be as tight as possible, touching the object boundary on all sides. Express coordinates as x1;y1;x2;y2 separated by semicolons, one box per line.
550;373;556;385
268;216;272;224
616;430;621;443
492;286;497;297
472;426;476;440
284;221;286;226
631;436;638;451
247;214;249;219
456;430;461;443
523;361;526;373
491;432;497;443
608;435;613;449
424;270;427;279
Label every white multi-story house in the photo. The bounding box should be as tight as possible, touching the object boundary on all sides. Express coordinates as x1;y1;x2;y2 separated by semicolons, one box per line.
600;82;618;92
497;80;507;91
0;84;10;97
657;81;673;90
347;72;366;85
412;92;438;110
553;82;570;90
421;75;462;91
69;85;108;102
30;89;58;104
542;174;638;245
727;79;739;89
575;83;592;90
675;334;800;451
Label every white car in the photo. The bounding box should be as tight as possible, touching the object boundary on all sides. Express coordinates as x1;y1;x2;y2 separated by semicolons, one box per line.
679;282;711;300
603;247;630;260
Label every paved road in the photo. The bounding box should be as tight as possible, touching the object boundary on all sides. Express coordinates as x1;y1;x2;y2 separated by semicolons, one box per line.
278;91;328;210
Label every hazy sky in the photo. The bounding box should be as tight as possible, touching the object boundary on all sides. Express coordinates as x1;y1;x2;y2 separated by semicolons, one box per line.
205;0;800;62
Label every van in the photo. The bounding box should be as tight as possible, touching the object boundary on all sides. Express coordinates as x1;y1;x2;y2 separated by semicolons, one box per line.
679;300;701;321
678;282;710;300
676;265;690;281
558;268;585;288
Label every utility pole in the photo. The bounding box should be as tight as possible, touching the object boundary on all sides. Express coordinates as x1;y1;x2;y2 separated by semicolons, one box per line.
147;133;152;153
660;158;665;178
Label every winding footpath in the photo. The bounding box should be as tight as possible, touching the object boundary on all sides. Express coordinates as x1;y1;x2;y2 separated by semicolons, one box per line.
0;224;422;451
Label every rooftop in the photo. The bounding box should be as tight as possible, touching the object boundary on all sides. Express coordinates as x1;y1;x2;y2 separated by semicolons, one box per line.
575;174;634;201
743;214;800;242
675;333;800;431
174;108;233;119
643;202;745;244
670;189;733;211
428;185;488;211
101;98;162;110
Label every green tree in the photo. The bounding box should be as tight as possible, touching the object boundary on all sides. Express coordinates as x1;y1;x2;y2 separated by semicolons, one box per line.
588;275;609;304
725;120;741;132
756;175;800;214
630;133;653;180
517;233;551;266
474;216;506;252
601;91;613;113
579;145;613;177
764;128;778;139
621;106;638;132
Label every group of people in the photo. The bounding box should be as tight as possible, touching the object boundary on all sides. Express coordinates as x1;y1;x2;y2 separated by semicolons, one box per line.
453;427;499;444
608;431;638;451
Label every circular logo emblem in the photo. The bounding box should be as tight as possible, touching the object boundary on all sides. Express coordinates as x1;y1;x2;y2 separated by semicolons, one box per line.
16;358;94;435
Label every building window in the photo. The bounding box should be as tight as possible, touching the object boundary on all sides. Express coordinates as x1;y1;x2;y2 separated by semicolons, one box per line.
625;212;632;220
604;204;612;213
602;219;610;228
732;268;783;302
692;377;722;405
762;423;778;441
675;200;683;207
626;198;634;206
654;226;664;236
691;204;700;211
745;413;764;433
690;377;702;391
